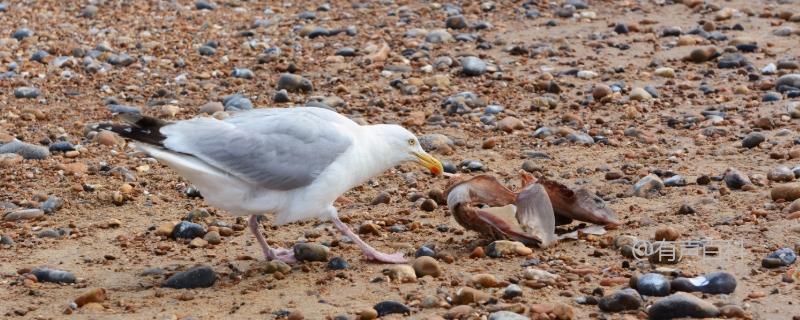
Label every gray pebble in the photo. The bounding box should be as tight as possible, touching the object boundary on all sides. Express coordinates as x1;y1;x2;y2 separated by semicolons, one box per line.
373;301;410;316
195;0;216;10
775;74;800;92
293;243;329;262
598;288;642;312
163;265;216;289
633;174;664;198
671;271;736;294
635;273;671;297
276;73;313;93
12;28;33;40
489;311;529;320
425;29;454;43
761;248;796;268
461;56;487;76
197;45;216;56
14;86;41;99
742;132;765;148
232;68;254;79
222;94;253;111
32;268;76;283
663;175;686;187
648;292;720;320
41;196;64;214
502;284;523;299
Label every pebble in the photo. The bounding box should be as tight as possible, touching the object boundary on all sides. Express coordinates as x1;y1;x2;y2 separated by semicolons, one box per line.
497;117;524;132
426;29;454;43
761;248;796;268
293;243;329;262
775;74;800;92
488;311;529;320
359;308;378;320
203;231;221;245
14;87;41;99
687;47;718;63
222;93;253;111
199;102;224;114
373;301;410;316
768;166;795;182
718;53;748;68
383;265;417;283
31;268;76;283
598;288;642;312
1;235;13;246
172;221;206;239
273;90;290;103
415;245;436;258
635;273;671;296
654;67;675;78
412;256;441;277
486;240;532;258
189;237;208;248
276;73;313;93
195;0;216;10
232;68;254;79
12;28;33;40
770;183;800;201
444;305;473;319
762;91;782;102
420;199;438;211
327;257;348;270
633;174;664;198
197;45;216;56
163;265;216;289
3;209;44;221
762;63;777;75
470;273;500;288
446;15;468;29
648;292;720;320
671;272;737;294
502;284;523;299
453;287;491;305
724;168;751;189
74;288;106;307
335;48;356;57
663;175;686;187
566;132;594;145
41;195;65;214
461;56;487;76
614;23;629;34
719;305;747;319
592;84;612;100
654;226;680;241
630;87;652;101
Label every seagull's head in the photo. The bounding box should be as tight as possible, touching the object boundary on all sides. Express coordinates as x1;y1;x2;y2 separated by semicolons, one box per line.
377;125;444;176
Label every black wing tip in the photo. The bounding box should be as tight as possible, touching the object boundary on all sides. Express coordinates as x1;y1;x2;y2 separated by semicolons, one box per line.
94;113;169;146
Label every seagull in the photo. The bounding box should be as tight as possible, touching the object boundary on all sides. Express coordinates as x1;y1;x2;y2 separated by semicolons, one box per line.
97;107;443;264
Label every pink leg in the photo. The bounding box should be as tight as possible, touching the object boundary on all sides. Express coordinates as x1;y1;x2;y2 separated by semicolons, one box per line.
248;215;296;264
330;214;406;263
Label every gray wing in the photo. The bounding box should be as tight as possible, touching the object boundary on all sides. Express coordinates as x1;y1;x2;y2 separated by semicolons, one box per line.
160;108;354;190
516;183;557;247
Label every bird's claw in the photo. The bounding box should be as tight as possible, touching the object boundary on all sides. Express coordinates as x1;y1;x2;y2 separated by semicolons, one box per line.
269;248;297;264
364;251;406;264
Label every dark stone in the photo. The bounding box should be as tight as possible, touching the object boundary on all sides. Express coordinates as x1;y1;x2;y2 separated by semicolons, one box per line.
163;266;216;289
598;288;642;312
12;28;33;40
762;91;782;102
222;94;253;111
461;56;487;76
614;23;629;34
48;141;74;153
335;47;356;57
648;293;720;320
671;272;737;294
761;248;796;268
326;257;348;270
415;245;436;258
273;89;290;103
171;221;206;239
197;45;216;56
195;0;216;10
717;53;748;68
635;273;671;297
742;132;765;148
373;301;411;316
31;268;76;283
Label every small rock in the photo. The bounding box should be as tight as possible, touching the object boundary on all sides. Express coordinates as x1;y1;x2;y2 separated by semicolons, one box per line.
199;102;224;114
327;257;348;270
3;209;44;221
222;94;253;111
415;245;436;258
426;29;454;43
446;15;468;29
687;47;718;63
719;305;747;319
412;256;441;277
172;221;205;239
630;87;653;101
488;311;529;320
486;240;532;258
162;265;216;289
444;305;473;319
203;231;221;245
293;243;329;262
453;287;491;305
358;308;378;320
497;117;524;132
189;237;208;248
470;273;500;288
724;168;751;189
232;68;254;79
14;87;41;99
635;273;671;296
633;174;664;198
502;284;523;299
776;74;800;92
273;90;290;103
383;265;417;283
420;199;437;211
654;67;675;78
276;73;313;93
197;45;216;56
0;139;49;160
195;0;216;10
648;292;720;320
461;56;487;76
74;288;106;307
742;132;767;149
155;222;177;237
771;183;800;201
370;192;391;205
654;226;680;241
592;84;612;100
768;166;795;182
761;248;796;268
12;28;34;40
373;301;410;316
663;175;686;187
671;272;737;294
598;288;642;312
31;268;76;283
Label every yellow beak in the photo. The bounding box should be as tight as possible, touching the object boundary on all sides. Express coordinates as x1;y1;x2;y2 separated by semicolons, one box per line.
414;152;444;176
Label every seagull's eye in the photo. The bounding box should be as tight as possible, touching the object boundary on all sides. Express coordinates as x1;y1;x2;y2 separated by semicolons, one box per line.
408;139;416;146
